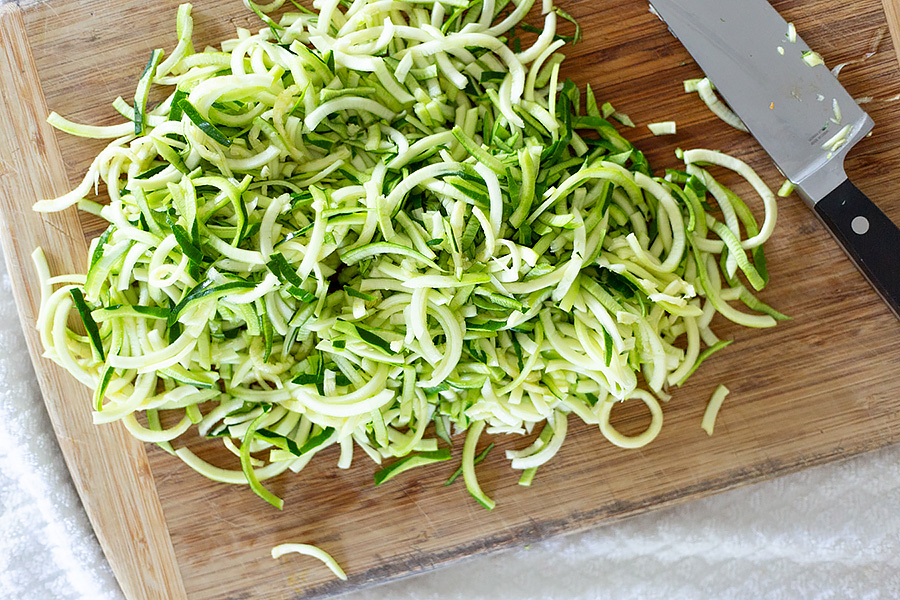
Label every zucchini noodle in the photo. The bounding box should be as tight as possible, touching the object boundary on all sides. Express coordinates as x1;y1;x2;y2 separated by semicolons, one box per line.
685;77;749;133
33;0;785;515
701;384;730;436
271;543;348;581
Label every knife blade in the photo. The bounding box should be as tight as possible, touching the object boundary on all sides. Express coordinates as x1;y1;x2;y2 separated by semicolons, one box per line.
648;0;900;318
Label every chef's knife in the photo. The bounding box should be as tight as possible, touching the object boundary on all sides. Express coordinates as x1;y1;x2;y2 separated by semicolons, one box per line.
648;0;900;318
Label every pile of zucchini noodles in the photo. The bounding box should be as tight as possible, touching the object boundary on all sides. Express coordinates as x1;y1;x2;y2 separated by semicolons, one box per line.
34;0;785;510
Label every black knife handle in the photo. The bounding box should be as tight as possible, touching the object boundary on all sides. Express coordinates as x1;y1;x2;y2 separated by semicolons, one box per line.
814;179;900;319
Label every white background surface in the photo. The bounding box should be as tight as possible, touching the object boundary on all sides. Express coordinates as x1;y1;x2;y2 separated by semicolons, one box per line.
1;248;899;600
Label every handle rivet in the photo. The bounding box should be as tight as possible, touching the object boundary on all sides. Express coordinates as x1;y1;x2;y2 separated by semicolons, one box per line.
851;215;870;235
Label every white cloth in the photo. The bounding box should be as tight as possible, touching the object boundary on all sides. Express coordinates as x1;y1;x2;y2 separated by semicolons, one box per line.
0;247;898;600
352;445;900;600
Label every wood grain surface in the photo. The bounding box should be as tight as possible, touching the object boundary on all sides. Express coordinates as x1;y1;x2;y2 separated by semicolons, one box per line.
2;0;900;598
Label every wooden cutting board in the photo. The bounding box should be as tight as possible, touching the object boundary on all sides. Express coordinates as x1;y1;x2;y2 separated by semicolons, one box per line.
2;0;900;598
